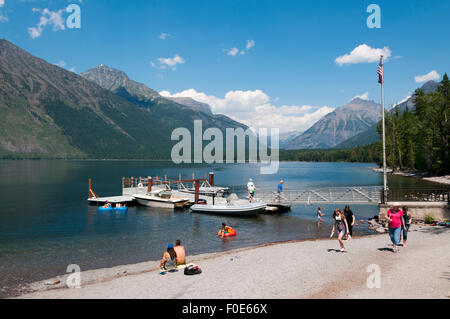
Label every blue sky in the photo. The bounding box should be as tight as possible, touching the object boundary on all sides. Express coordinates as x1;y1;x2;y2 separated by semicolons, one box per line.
0;0;449;132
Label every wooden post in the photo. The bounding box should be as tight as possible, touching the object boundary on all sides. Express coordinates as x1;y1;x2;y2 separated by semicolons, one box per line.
89;178;92;199
209;172;214;186
148;176;152;193
194;179;200;204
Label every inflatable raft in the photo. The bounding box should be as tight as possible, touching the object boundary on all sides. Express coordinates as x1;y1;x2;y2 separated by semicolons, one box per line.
217;228;236;237
98;206;112;212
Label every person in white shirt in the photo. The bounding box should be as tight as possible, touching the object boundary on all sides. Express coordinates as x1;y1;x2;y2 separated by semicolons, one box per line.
247;178;256;202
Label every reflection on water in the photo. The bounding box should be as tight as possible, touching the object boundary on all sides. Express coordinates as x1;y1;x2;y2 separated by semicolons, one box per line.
0;160;436;297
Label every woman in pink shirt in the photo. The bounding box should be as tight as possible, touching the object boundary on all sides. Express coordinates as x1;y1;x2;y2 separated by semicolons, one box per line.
385;203;406;253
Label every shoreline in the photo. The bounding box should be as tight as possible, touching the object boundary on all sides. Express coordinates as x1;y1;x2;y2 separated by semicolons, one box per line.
371;167;450;186
11;235;344;298
15;224;450;299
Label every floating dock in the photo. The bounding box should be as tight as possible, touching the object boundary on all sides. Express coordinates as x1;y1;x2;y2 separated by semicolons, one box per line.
87;173;219;207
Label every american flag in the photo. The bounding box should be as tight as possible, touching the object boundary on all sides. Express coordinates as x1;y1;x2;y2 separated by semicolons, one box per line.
378;56;383;84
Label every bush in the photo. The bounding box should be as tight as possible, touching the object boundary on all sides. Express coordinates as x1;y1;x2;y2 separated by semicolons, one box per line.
424;214;435;224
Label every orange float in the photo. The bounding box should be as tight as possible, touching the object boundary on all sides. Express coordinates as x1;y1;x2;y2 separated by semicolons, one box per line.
217;227;236;237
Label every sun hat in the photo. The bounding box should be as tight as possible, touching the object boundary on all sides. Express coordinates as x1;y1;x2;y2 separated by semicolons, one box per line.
392;202;400;207
168;244;173;249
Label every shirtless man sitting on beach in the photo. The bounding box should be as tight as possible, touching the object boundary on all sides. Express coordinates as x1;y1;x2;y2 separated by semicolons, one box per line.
174;239;186;265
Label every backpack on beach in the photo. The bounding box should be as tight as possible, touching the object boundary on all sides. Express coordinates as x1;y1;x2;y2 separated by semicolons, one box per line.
184;263;202;275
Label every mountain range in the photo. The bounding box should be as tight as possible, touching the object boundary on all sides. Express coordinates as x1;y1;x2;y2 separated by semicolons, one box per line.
0;39;246;159
283;98;382;149
0;39;439;159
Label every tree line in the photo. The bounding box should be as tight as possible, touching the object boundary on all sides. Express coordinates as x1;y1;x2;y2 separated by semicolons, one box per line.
379;74;449;175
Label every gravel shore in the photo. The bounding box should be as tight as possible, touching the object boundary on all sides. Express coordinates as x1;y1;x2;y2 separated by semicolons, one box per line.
16;224;450;299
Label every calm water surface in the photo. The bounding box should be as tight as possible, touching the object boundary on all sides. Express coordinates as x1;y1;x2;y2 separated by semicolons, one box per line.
0;160;436;297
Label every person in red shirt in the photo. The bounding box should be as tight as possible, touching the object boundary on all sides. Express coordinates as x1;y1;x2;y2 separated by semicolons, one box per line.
385;203;406;253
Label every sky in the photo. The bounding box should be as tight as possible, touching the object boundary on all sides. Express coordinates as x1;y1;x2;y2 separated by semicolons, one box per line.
0;0;449;133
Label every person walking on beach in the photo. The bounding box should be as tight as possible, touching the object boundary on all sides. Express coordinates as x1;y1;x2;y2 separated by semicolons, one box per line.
401;206;412;248
330;208;350;252
343;205;355;239
159;244;177;271
247;179;256;202
174;239;186;266
385;203;406;253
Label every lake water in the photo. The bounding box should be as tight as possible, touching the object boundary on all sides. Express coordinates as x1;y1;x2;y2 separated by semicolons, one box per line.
0;160;435;297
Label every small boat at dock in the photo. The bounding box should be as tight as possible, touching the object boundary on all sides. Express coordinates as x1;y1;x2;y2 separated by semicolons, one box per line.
190;193;266;216
190;202;266;216
133;188;190;209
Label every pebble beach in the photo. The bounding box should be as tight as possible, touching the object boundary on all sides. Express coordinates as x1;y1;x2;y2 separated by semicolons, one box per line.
16;224;450;299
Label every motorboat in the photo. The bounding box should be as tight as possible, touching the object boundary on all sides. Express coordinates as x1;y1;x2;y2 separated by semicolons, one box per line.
178;185;229;197
176;180;229;197
190;202;266;216
133;188;190;209
190;193;266;216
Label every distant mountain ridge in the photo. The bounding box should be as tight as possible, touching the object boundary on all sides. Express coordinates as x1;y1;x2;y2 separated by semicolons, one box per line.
284;98;382;149
81;65;220;116
334;80;439;149
390;80;438;114
165;96;213;115
0;39;247;159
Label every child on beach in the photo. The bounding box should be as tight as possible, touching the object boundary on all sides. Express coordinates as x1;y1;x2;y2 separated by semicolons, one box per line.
401;206;412;248
385;203;406;253
330;208;350;252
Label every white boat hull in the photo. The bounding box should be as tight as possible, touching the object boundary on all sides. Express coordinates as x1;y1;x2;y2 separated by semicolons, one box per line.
133;194;189;209
190;203;266;216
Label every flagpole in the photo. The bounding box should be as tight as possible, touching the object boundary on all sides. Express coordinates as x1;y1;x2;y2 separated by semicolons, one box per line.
380;55;387;202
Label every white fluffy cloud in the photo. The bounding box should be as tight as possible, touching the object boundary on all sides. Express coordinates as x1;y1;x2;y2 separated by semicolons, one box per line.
0;0;7;23
414;70;440;83
151;54;185;71
158;32;172;40
225;40;255;57
54;60;66;67
352;92;369;100
335;44;391;66
28;8;65;39
0;11;7;22
160;89;332;133
226;48;239;56
246;40;255;50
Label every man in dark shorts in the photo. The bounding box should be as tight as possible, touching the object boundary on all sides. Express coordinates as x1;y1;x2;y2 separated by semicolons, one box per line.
343;205;355;237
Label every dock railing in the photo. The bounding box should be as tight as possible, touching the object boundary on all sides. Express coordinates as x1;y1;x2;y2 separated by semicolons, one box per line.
255;186;384;205
385;188;450;204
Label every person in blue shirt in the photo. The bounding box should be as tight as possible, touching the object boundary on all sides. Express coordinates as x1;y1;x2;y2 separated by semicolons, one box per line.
276;180;284;201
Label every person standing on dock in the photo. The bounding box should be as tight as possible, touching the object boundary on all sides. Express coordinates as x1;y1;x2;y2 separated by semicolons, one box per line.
275;180;284;202
247;179;256;202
